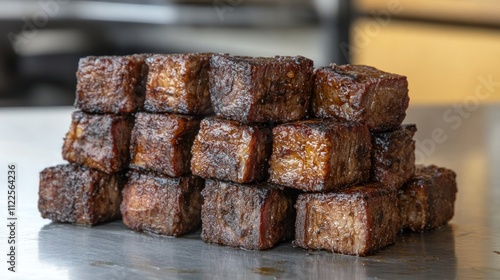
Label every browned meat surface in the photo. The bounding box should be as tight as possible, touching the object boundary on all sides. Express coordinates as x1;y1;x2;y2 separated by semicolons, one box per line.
75;54;147;114
62;111;134;174
371;124;417;189
121;171;204;236
38;164;124;226
129;112;200;177
190;117;272;183
399;165;457;232
294;183;399;256
209;55;313;123
268;119;371;192
312;64;409;132
144;53;213;115
201;179;296;250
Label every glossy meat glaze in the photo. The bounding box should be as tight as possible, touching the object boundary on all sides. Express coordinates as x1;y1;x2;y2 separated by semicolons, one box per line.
129;112;200;177
209;55;313;123
121;171;204;236
269;119;371;192
38;164;124;226
62;111;134;174
201;179;296;250
76;54;147;114
312;64;409;132
294;183;399;256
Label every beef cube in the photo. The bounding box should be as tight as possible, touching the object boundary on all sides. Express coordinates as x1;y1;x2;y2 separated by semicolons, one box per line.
144;53;213;115
294;183;399;256
371;124;417;189
269;119;371;192
75;54;147;114
191;117;271;183
62;111;134;174
399;165;457;232
121;171;204;236
312;64;409;132
38;164;124;226
209;55;313;123
201;179;296;250
129;112;200;177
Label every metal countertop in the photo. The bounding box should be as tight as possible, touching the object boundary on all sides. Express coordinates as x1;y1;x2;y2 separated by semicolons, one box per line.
0;105;498;280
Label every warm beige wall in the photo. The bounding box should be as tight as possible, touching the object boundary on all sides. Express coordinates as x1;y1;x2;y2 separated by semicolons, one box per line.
351;19;500;104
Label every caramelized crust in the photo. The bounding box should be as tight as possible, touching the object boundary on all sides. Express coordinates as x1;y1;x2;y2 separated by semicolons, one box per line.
190;117;272;183
201;179;296;250
312;64;409;132
75;54;147;114
129;112;200;177
399;165;457;232
144;53;213;115
38;164;124;226
62;111;134;174
269;119;371;192
209;55;313;123
371;124;417;189
294;183;399;256
121;171;204;236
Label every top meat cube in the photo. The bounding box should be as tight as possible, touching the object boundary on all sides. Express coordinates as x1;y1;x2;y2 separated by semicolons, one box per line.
144;53;213;115
210;55;314;124
76;54;147;114
312;64;409;132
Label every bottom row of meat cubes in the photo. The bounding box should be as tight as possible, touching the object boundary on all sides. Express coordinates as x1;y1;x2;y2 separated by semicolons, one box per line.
39;163;457;256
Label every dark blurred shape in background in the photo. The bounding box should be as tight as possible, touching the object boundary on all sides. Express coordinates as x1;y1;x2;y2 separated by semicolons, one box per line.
0;0;352;107
3;0;499;107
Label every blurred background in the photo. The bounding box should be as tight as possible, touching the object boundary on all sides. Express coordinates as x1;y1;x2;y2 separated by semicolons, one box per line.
0;0;499;107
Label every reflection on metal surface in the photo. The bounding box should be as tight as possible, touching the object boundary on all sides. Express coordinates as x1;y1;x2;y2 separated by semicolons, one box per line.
36;221;463;279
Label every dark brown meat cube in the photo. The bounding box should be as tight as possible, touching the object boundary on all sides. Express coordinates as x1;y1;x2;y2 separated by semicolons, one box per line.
144;53;213;115
38;164;124;226
201;179;296;250
294;183;399;256
399;165;457;232
62;111;134;174
209;55;313;123
75;54;147;114
121;171;204;236
190;117;271;183
371;124;417;189
312;64;409;132
268;119;371;192
129;112;200;177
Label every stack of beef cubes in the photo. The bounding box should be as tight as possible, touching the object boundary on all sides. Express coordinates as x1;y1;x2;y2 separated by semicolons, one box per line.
281;64;457;255
191;55;314;250
38;53;457;257
119;53;214;236
38;54;147;226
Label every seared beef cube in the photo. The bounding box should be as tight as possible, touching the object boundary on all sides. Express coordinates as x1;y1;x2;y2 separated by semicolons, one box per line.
371;124;417;189
191;117;271;183
129;112;200;177
294;183;399;256
201;179;296;250
76;54;147;114
312;64;409;132
144;53;213;115
38;164;123;226
209;55;313;123
62;111;134;174
269;119;371;192
399;165;457;232
121;171;204;236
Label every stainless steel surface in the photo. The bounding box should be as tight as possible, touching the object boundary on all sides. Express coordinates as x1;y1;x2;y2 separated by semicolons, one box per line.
0;105;499;279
